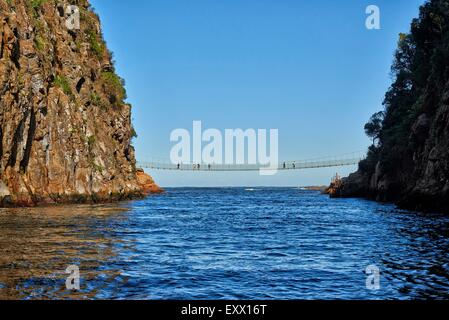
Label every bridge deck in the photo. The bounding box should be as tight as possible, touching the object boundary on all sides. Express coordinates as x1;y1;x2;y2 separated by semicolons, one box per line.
137;157;361;172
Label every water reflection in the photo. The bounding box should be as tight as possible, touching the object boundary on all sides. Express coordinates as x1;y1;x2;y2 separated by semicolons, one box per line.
0;205;130;299
1;189;449;300
378;210;449;299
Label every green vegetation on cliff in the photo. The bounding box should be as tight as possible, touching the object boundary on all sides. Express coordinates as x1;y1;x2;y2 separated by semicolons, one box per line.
364;0;448;174
340;0;449;213
0;0;161;206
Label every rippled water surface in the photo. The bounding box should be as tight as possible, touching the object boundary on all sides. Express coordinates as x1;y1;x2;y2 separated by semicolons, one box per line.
1;188;449;299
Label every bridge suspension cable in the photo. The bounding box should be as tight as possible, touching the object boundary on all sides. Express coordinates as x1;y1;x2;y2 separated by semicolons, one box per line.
137;151;364;172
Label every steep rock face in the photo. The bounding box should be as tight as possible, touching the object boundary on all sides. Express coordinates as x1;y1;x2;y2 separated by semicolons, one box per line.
335;0;449;214
0;0;161;206
337;91;449;214
136;169;163;195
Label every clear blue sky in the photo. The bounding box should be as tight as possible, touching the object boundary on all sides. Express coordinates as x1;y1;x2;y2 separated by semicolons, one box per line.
90;0;424;187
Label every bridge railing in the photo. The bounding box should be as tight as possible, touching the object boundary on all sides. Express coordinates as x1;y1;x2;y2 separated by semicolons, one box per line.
136;156;364;171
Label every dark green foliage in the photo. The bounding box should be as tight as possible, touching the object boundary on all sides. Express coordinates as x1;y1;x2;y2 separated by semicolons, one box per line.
358;145;380;173
360;0;449;177
101;71;127;103
364;111;384;144
130;126;138;139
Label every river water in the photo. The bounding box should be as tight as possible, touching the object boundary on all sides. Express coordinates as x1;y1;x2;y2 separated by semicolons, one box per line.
0;188;448;300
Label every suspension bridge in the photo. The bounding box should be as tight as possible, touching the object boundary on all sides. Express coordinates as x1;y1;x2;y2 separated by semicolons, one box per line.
137;151;364;172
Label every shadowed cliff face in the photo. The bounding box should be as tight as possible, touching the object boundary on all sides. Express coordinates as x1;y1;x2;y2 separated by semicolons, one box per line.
0;0;161;206
334;0;449;214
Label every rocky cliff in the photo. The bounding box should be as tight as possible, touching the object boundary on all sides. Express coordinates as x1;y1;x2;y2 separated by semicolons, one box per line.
333;0;449;214
0;0;161;206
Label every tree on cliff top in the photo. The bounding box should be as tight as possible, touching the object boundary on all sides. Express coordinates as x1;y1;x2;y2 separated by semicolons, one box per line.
361;0;449;177
364;111;384;145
